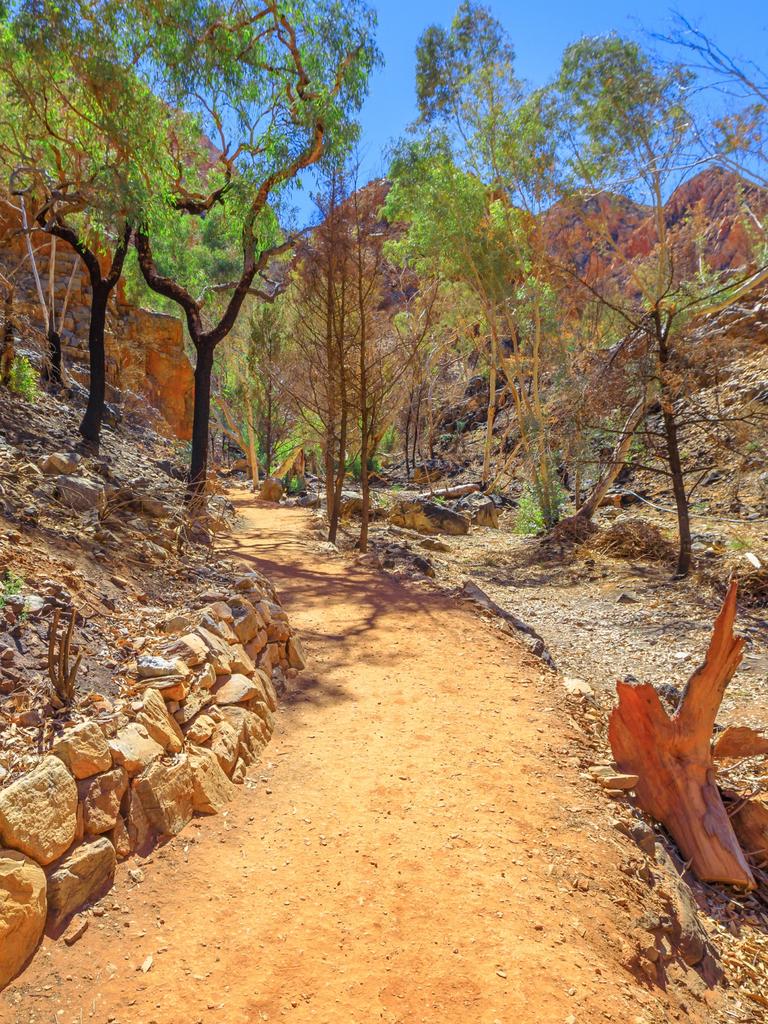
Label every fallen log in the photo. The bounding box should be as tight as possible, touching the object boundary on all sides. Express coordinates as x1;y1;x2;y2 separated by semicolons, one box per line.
416;483;480;501
609;582;756;890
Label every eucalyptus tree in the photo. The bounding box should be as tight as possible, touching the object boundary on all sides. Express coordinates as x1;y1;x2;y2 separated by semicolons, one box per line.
387;2;564;520
0;17;180;447
125;0;379;500
554;35;768;575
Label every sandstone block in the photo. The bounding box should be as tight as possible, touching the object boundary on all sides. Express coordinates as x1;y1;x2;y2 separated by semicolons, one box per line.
206;721;240;776
0;757;77;866
188;747;237;814
52;722;112;779
212;673;261;705
229;598;262;645
286;636;306;670
54;476;106;513
183;714;216;745
108;724;164;777
136;688;184;753
45;838;116;932
132;756;194;838
78;768;128;836
0;851;47;988
193;626;232;674
38;452;80;476
161;632;209;668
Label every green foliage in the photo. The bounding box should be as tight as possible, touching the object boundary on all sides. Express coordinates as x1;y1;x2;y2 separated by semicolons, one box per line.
346;451;382;481
8;355;40;402
0;569;24;610
556;35;693;195
515;475;567;535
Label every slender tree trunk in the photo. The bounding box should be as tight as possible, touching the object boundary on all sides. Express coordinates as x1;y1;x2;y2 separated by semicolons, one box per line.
404;397;412;479
44;327;63;391
79;284;109;448
663;402;692;576
658;323;692;577
265;386;273;478
1;294;15;386
189;339;214;501
574;395;649;521
482;337;498;486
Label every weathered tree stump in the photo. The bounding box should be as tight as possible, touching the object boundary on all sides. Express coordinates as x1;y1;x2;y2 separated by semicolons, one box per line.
609;582;756;889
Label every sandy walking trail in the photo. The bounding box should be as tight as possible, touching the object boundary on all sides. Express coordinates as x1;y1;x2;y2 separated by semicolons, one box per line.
1;500;703;1024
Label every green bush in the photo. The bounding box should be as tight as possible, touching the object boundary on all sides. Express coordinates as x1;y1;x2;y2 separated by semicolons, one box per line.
0;570;24;610
515;478;567;535
8;356;40;402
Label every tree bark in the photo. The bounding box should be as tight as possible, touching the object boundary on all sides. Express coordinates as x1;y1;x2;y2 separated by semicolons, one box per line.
189;339;214;501
657;322;692;577
43;327;63;391
662;401;692;577
79;284;109;447
609;582;755;889
42;221;131;451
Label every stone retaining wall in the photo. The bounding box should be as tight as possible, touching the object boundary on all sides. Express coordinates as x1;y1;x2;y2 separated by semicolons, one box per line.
0;567;305;989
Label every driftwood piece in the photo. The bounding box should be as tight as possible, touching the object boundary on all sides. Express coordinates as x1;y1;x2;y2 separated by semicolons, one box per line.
713;725;768;760
609;582;755;889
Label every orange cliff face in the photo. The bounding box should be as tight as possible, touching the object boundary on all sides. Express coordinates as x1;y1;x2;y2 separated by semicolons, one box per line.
0;200;194;440
544;167;768;295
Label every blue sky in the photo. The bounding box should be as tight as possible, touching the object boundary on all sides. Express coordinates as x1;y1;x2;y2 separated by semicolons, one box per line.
290;0;767;223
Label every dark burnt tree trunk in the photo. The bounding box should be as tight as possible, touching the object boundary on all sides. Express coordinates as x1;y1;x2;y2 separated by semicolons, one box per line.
657;316;692;577
190;339;214;494
80;284;109;446
42;220;131;450
136;229;283;504
43;327;63;391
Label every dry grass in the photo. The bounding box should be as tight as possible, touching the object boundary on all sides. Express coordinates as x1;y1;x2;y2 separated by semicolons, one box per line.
587;517;677;563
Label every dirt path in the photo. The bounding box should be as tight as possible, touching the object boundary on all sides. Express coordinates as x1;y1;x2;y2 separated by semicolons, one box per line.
2;501;709;1024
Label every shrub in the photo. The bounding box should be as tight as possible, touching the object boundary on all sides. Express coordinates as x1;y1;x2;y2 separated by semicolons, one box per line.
8;355;40;402
515;478;567;535
0;570;24;610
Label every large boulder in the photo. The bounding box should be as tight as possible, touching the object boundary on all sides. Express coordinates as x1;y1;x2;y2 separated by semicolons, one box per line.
51;722;112;780
0;757;78;865
187;747;237;814
0;851;47;988
389;499;469;536
136;688;184;753
132;756;194;837
259;477;284;502
53;476;106;513
77;767;128;836
45;837;116;933
108;723;164;777
454;493;500;529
